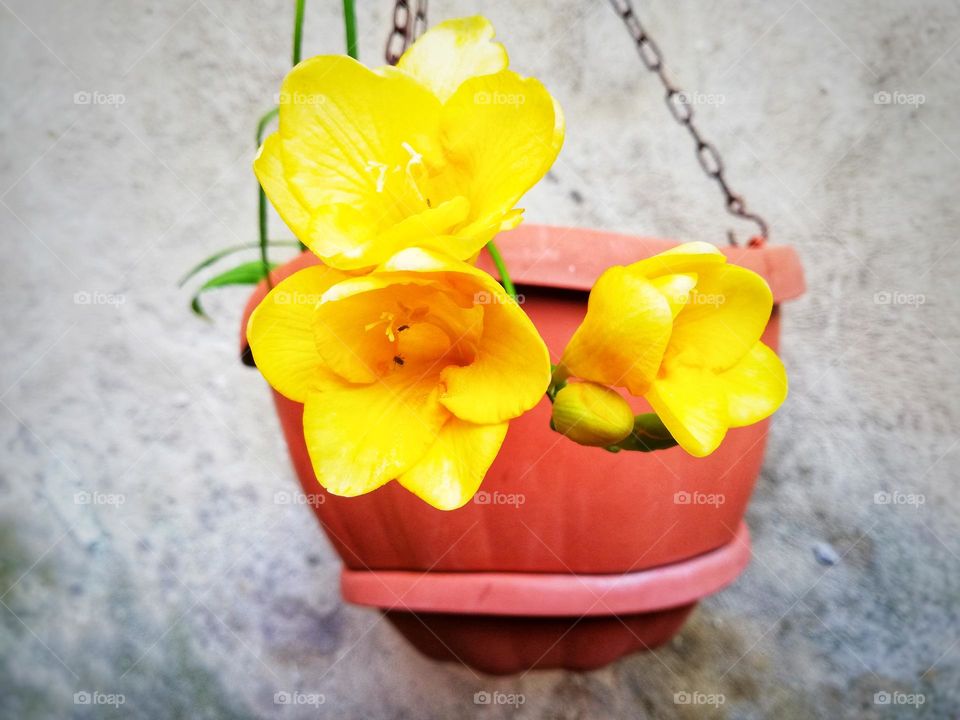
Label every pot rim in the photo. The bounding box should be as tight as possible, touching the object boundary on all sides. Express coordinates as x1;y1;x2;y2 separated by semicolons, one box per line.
339;521;751;617
238;224;805;361
475;224;805;301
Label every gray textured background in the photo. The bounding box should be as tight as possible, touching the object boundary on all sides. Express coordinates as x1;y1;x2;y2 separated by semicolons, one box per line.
2;0;958;718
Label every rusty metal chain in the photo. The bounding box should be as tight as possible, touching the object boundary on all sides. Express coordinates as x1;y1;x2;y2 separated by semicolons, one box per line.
385;0;429;66
609;0;769;246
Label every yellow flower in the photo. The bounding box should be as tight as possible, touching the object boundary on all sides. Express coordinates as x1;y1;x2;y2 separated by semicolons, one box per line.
559;242;788;457
255;16;564;271
247;248;551;510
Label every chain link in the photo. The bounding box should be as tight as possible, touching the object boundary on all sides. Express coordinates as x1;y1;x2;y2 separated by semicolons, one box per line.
609;0;768;245
385;0;428;66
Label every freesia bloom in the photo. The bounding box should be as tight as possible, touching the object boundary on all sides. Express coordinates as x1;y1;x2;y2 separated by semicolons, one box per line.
558;242;787;457
247;248;551;510
255;16;564;270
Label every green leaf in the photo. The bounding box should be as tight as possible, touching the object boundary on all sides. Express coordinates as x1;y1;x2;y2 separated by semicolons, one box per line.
178;241;298;288
189;260;277;320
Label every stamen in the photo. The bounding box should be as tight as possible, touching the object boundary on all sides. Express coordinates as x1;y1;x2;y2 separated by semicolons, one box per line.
364;311;399;342
401;141;428;205
365;160;388;193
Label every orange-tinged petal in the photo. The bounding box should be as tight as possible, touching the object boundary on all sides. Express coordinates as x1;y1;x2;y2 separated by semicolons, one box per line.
397;417;508;510
246;265;350;402
720;341;788;427
645;366;728;458
369;250;553;424
321;248;550;424
314;281;481;382
397;16;509;103
560;265;673;396
667;264;773;371
302;371;449;497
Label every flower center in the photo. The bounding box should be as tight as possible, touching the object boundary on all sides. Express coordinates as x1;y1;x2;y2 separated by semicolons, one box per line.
364;142;433;211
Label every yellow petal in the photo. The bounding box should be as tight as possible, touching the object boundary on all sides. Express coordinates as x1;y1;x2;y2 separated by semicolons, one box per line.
253;133;311;239
246;265;350;402
258;55;446;267
439;289;551;424
645;366;728;458
560;265;673;396
312;291;395;384
397;417;508;510
302;371;449;497
649;272;697;319
305;195;470;271
397;16;509;103
629;241;726;279
720;341;788;427
667;264;773;371
437;70;564;250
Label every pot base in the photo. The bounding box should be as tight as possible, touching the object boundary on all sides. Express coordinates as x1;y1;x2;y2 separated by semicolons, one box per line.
342;522;750;674
384;604;695;675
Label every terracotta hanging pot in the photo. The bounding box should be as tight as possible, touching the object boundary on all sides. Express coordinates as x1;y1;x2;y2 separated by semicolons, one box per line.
240;224;805;674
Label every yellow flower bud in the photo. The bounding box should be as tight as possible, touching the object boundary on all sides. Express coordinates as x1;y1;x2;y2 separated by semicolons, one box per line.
551;382;634;447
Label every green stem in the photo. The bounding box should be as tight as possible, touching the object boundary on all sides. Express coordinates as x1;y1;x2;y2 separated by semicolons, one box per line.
255;107;281;287
256;0;310;288
258;188;273;288
255;107;278;146
486;240;517;300
342;0;358;59
292;0;306;65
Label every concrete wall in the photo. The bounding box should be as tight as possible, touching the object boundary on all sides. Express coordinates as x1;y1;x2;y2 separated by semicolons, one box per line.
2;0;958;717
